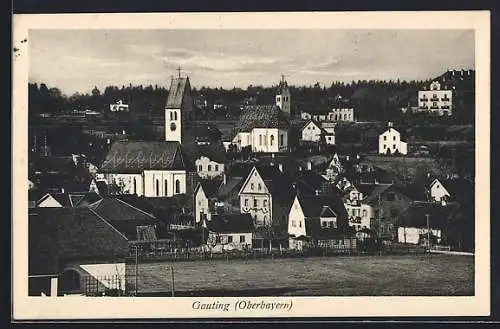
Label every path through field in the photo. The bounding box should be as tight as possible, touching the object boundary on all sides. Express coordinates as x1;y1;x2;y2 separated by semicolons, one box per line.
133;254;474;296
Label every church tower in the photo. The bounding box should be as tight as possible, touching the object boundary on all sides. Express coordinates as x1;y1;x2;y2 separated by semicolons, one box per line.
275;75;291;117
165;67;194;143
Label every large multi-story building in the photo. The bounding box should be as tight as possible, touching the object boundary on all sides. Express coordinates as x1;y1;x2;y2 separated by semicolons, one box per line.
418;81;453;116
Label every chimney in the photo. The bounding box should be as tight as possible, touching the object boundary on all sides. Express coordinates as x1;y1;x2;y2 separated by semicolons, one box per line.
223;173;227;185
307;161;312;171
61;187;65;194
315;190;320;196
122;130;126;135
388;121;393;128
346;155;350;161
278;163;283;172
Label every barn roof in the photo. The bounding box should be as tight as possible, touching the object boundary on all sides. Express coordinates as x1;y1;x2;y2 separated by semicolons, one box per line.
193;142;227;163
89;197;157;239
100;141;194;173
29;207;129;275
196;178;223;199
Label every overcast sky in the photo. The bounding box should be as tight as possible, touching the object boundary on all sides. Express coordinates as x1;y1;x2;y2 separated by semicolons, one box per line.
29;29;474;96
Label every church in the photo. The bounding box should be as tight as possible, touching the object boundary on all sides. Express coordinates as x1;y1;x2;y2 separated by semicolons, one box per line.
99;71;197;197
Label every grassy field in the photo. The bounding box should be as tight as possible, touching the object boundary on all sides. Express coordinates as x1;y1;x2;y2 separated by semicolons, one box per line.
133;254;474;297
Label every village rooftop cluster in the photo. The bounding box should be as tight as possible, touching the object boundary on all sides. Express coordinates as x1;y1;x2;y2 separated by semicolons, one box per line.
28;68;475;297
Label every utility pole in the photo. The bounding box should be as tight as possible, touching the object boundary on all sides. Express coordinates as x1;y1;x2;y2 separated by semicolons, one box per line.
426;213;430;252
135;245;138;296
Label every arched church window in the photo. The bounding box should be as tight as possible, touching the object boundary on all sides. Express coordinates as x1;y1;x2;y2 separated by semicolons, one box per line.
175;179;181;194
164;179;168;196
174;111;178;120
156;179;160;196
270;135;274;146
133;177;137;195
170;111;174;121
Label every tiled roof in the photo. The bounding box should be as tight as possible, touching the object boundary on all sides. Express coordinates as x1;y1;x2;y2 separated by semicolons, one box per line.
206;213;254;233
217;177;244;198
89;197;157;239
29;207;129;275
297;194;348;220
197;178;223;199
100;141;194;173
296;170;329;194
235;105;290;132
438;178;474;204
194;142;227;163
166;77;191;109
398;202;462;228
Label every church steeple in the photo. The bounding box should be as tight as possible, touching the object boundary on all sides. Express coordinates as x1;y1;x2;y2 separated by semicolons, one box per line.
275;75;291;117
165;69;193;143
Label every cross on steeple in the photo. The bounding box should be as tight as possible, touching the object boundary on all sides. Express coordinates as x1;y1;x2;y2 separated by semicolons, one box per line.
177;66;182;78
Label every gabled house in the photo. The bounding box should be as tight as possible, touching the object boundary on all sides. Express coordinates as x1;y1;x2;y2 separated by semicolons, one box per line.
287;194;350;250
194;178;223;223
204;213;254;251
194;142;226;179
295;170;334;196
36;192;102;208
429;177;474;205
29;207;129;296
214;162;255;214
378;123;408;155
238;165;295;229
359;184;412;240
300;120;335;145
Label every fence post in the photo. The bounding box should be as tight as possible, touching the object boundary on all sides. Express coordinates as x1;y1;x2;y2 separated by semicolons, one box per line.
170;266;175;297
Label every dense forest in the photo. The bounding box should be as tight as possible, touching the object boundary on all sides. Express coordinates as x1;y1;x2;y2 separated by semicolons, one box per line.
28;74;474;124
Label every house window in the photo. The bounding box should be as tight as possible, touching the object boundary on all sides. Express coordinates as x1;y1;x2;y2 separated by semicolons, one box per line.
164;179;168;195
259;135;262;146
175;179;181;194
280;134;284;146
263;199;267;207
251;183;254;190
174;111;178;120
227;236;233;243
322;221;327;228
170;111;173;120
198;164;202;172
383;144;386;149
299;221;302;228
240;235;246;243
291;220;296;227
133;177;137;194
215;164;219;171
264;135;267;146
270;135;274;146
383;136;387;141
156;179;160;196
393;144;396;149
258;183;261;191
393;136;396;141
208;165;212;172
244;199;248;207
254;199;258;207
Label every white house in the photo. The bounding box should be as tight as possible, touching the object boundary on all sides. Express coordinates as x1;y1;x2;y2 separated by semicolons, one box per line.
428;178;474;204
194;179;222;223
378;123;408;155
397;227;442;245
204;214;254;251
287;194;349;251
232;105;290;153
327;108;355;122
418;81;453;116
194;143;226;179
109;100;129;112
301;120;323;142
238;165;295;228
